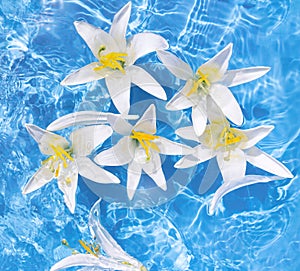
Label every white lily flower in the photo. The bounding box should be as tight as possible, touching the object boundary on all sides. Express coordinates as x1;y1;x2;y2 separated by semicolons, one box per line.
175;99;293;214
22;124;120;213
61;2;168;114
94;104;193;200
50;198;147;271
157;43;270;136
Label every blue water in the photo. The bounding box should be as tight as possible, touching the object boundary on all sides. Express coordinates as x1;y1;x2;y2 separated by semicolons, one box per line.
1;0;299;270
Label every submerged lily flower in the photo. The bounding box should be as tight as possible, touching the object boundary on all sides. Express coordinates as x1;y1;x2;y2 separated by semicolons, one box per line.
50;198;147;271
22;124;120;213
175;99;293;214
94;104;193;200
157;44;270;136
61;2;168;114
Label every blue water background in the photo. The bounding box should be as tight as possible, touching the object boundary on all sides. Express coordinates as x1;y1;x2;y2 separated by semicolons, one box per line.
0;0;299;270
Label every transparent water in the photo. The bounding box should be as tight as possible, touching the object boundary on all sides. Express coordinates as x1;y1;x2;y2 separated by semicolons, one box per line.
1;0;299;270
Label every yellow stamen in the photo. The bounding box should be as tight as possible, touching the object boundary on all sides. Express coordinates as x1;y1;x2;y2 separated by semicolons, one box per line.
65;177;72;185
94;47;127;74
121;261;133;266
61;239;78;255
55;164;61;178
214;127;246;150
130;130;160;160
79;240;98;258
187;69;211;96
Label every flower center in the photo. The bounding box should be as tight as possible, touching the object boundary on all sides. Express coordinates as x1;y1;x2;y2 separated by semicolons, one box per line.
130;130;160;160
93;45;127;74
42;144;74;177
62;239;100;258
187;69;211;96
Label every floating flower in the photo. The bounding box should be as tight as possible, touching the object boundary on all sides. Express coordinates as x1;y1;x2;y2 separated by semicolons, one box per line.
175;98;293;214
157;43;270;136
22;124;120;213
61;2;168;114
94;104;193;200
50;198;147;271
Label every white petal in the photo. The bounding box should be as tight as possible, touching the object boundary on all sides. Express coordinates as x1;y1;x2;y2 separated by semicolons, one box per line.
77;157;120;184
127;33;169;65
70;125;113;156
209;175;282;215
127;161;142;200
166;80;197;110
217;148;246;182
94;136;134;166
199;157;220;194
209;83;243;126
154;137;193;155
206;95;228;124
106;114;133;135
60;63;106;86
175;126;199;142
50;253;136;271
129;65;167;100
175;145;215;168
50;254;100;271
57;166;78;214
109;2;131;51
133;104;156;134
25;124;69;155
22;165;53;194
142;152;167;191
222;66;270;87
89;200;141;267
157;50;193;80
201;43;233;78
106;72;131;114
245;147;294;178
74;21;119;58
240;125;274;149
192;101;208;137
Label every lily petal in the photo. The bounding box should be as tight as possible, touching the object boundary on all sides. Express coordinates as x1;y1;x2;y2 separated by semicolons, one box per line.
209;83;243;126
217;148;247;182
222;66;270;87
154;136;193;155
22;165;53;194
133;104;156;134
199;157;220;194
175;126;199;142
107;114;133;136
70;125;113;156
129;65;167;100
127;33;169;65
127;161;142;200
50;253;136;271
192;101;208;137
201;43;233;78
240;125;274;149
57;166;78;214
245;147;294;178
206;95;228;124
209;175;282;215
157;50;193;80
74;21;119;58
94;137;134;166
166;80;197;110
77;157;120;184
89;198;144;268
175;145;215;168
109;2;131;51
61;62;108;86
106;72;131;114
25;124;69;156
142;152;167;191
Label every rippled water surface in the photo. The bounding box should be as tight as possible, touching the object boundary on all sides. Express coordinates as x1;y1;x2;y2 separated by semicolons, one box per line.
0;0;299;270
